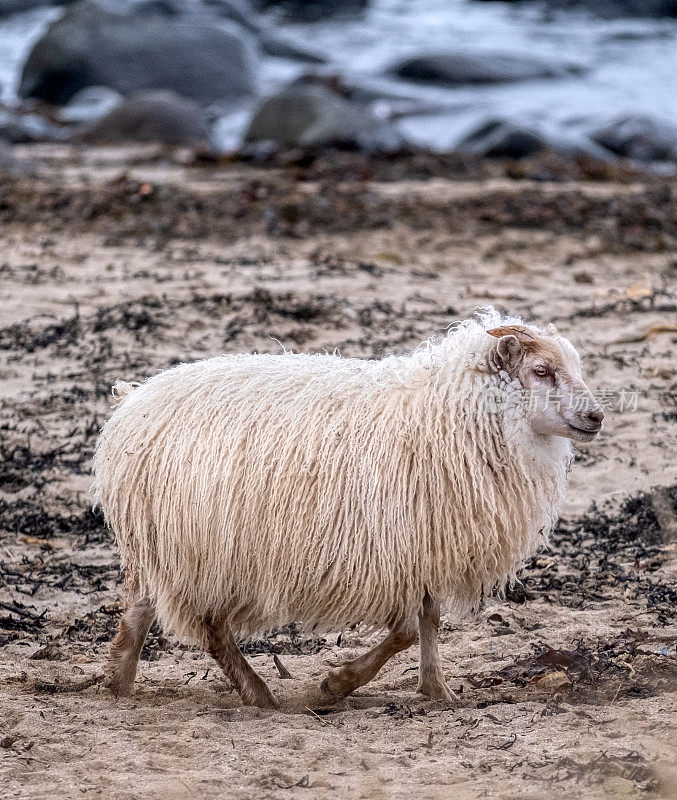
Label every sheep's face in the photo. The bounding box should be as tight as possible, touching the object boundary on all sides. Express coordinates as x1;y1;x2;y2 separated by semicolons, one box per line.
488;324;604;442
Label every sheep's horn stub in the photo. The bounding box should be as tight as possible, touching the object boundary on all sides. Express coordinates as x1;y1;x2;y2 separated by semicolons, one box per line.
486;325;538;342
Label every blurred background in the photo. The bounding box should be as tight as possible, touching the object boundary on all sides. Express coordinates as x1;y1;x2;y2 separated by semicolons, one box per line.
0;0;675;164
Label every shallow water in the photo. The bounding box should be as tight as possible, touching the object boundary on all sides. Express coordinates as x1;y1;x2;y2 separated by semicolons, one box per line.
1;0;675;150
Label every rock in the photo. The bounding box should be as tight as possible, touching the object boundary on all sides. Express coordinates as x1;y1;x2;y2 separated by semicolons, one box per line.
203;0;260;31
473;0;676;17
58;86;123;124
0;109;61;144
556;0;676;18
244;77;404;151
0;111;36;144
257;29;327;63
192;0;328;61
535;670;572;692
0;0;72;17
255;0;368;21
387;50;581;85
70;91;211;146
590;115;677;162
458;120;547;158
456;117;611;160
18;0;258;105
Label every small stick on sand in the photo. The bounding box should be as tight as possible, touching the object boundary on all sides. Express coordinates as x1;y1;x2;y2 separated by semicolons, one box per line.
34;674;104;694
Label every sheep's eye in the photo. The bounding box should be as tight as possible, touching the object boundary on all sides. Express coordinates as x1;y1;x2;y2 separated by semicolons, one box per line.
533;366;549;377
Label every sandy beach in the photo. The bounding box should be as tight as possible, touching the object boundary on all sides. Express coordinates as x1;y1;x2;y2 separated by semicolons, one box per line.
0;146;675;799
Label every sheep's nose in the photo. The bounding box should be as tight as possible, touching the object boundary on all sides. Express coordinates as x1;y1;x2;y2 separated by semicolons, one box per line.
586;407;604;426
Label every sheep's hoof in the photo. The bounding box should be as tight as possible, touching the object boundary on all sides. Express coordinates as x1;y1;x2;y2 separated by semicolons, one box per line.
254;695;280;711
105;678;134;698
416;680;458;703
320;673;352;700
301;677;347;711
249;698;280;710
243;686;280;710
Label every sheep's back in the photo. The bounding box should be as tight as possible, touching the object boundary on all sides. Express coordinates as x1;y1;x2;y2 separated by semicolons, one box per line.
94;353;435;635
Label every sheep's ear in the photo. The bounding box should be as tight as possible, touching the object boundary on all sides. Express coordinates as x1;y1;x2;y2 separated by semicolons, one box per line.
486;325;533;341
496;334;520;367
487;327;522;369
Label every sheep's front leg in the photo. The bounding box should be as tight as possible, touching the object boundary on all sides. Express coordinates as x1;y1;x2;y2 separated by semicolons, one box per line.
204;617;279;710
106;595;156;697
416;593;456;701
320;620;418;700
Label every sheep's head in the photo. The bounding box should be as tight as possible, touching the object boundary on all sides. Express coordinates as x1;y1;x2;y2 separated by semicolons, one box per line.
487;324;604;442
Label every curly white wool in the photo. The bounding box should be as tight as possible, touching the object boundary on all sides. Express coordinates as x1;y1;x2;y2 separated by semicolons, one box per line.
93;308;572;639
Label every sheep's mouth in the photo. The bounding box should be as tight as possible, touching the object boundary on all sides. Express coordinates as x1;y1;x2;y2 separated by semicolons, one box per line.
566;422;601;441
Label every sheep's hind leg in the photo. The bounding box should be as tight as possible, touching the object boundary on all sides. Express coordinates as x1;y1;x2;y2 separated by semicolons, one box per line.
416;593;457;701
106;595;156;697
204;618;279;710
320;620;418;701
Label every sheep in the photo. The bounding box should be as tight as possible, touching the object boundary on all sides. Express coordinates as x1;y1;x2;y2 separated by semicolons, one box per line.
93;308;604;708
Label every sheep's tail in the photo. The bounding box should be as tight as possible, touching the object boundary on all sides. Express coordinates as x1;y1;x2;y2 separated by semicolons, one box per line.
92;380;140;516
111;380;140;407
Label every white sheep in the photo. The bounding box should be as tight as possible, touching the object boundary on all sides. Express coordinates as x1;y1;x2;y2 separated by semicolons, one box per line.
93;308;603;708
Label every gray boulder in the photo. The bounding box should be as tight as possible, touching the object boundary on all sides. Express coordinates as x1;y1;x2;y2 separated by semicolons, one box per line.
244;78;404;151
456;117;611;160
70;90;211;146
202;0;259;30
257;29;326;63
590;115;677;162
205;0;327;61
549;0;674;17
0;109;62;144
473;0;675;16
18;0;258;105
254;0;368;21
387;50;582;85
0;0;73;17
0;111;37;145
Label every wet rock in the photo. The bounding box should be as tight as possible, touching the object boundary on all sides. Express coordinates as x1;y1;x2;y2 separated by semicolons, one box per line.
18;0;258;105
70;91;211;147
0;0;73;17
555;0;676;18
0;109;61;144
257;29;327;63
474;0;676;17
616;0;677;17
58;86;123;125
456;117;611;160
203;0;260;30
244;77;404;151
387;50;581;86
0;111;37;145
255;0;368;21
458;120;546;158
590;115;677;162
191;0;328;61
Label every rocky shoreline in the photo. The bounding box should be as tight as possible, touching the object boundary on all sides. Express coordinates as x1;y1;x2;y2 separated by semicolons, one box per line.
1;0;676;167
